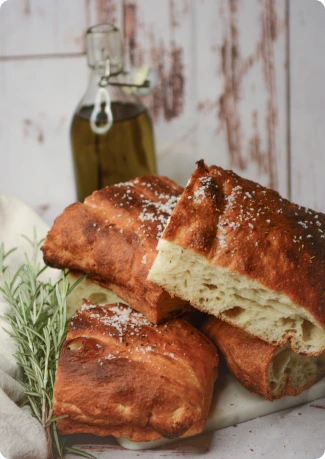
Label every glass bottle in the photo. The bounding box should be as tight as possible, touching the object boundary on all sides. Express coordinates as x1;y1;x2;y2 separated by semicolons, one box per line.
70;24;157;202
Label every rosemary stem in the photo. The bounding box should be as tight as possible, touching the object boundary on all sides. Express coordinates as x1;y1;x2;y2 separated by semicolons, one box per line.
0;238;96;459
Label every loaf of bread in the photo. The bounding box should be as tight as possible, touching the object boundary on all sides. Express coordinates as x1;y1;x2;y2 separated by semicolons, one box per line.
54;302;218;441
42;175;189;324
148;161;325;355
200;315;325;401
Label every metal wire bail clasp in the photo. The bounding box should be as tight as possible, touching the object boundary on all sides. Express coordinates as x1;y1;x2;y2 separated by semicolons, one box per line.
90;58;113;135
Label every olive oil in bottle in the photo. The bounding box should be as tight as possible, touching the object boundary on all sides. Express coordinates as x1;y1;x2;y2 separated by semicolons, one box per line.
70;24;157;202
71;102;156;201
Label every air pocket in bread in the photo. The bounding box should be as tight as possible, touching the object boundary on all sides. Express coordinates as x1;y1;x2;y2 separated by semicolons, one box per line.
148;161;325;355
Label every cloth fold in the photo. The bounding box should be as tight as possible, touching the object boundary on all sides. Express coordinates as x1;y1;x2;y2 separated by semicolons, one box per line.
0;194;59;459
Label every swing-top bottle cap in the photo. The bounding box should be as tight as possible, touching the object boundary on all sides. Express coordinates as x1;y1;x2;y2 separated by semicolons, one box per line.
86;24;124;75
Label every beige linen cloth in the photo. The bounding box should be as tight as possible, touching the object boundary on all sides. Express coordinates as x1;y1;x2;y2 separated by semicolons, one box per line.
0;195;60;459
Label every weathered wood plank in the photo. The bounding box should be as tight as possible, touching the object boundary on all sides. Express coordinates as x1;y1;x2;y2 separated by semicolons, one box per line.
0;0;290;219
87;0;123;31
122;0;198;186
0;57;88;222
195;0;288;197
289;0;325;212
0;0;88;56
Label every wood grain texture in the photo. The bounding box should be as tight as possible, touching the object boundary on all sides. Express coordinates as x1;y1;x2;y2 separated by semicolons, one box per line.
0;0;88;56
289;0;325;212
63;395;325;459
87;0;123;30
121;0;198;186
196;0;288;197
1;0;322;224
123;0;188;122
0;57;88;222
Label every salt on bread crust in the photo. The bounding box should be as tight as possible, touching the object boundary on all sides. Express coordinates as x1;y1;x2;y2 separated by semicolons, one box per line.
42;175;188;324
54;302;218;441
200;316;325;401
148;161;325;356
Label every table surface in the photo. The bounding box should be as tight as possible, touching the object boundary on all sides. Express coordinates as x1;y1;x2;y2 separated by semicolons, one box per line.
65;396;325;459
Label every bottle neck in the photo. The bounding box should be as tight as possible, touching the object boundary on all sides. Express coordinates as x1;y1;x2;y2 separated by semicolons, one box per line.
77;68;145;115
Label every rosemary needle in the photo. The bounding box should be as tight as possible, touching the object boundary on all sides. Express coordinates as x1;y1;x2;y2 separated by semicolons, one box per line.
0;234;96;459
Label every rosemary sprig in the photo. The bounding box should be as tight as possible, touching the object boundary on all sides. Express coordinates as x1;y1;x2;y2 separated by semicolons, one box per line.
0;234;96;459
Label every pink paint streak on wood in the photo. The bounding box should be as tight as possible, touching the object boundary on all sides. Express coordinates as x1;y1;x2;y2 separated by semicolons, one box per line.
24;0;31;15
221;0;281;188
149;37;185;122
23;118;44;144
249;110;268;175
199;0;284;190
123;2;137;66
257;0;279;190
122;1;186;122
95;0;117;24
169;0;190;28
218;0;245;171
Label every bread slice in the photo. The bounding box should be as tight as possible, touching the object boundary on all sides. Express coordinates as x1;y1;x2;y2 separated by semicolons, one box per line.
54;302;218;441
148;161;325;355
42;175;189;324
200;315;325;401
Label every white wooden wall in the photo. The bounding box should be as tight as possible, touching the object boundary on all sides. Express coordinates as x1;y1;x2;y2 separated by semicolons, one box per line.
0;0;324;224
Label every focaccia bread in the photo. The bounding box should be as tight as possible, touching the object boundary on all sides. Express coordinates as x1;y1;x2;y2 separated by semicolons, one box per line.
148;161;325;355
42;175;188;324
200;315;325;401
66;270;128;319
54;302;218;441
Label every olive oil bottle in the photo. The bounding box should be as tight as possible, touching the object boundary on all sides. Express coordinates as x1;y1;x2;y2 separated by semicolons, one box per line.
71;24;157;202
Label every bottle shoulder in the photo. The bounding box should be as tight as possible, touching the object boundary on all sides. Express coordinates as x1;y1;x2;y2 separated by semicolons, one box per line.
73;101;148;123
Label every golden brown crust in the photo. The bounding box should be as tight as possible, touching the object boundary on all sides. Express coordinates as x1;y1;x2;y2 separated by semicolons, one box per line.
41;175;188;323
199;316;276;400
163;161;325;330
54;302;218;441
200;315;325;401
